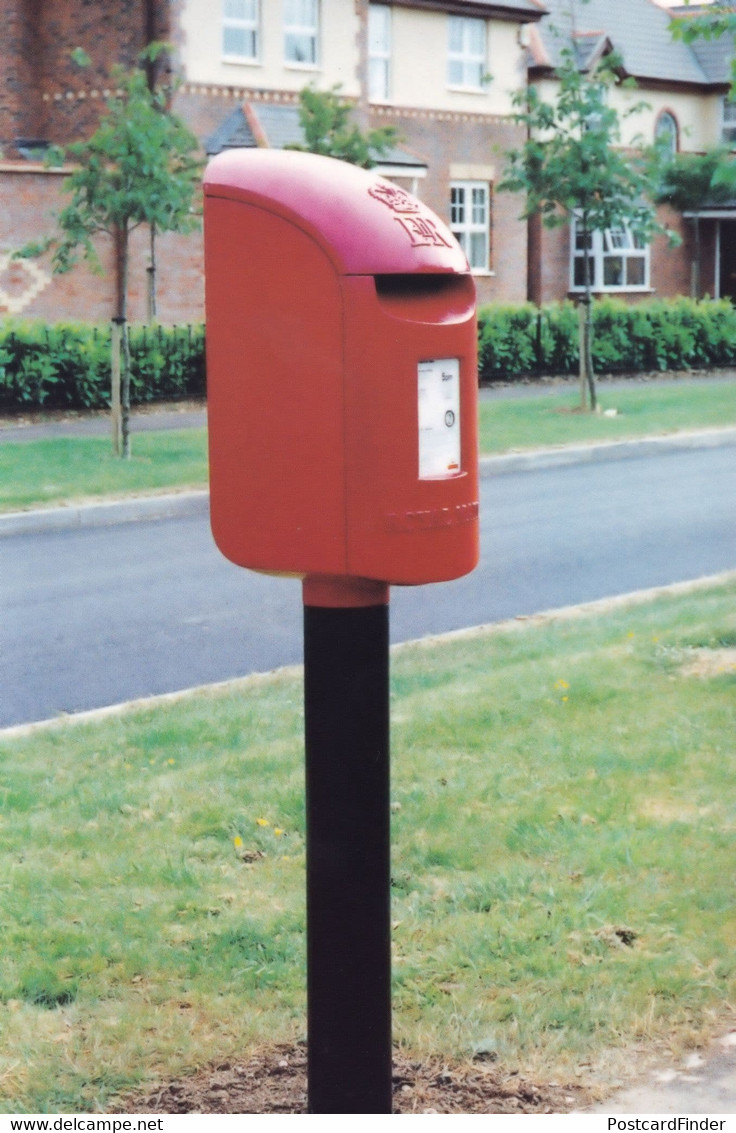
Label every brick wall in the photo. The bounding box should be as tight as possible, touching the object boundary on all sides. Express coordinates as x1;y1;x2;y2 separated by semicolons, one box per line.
0;166;203;323
535;206;699;304
368;105;529;305
1;0;171;156
0;0;43;149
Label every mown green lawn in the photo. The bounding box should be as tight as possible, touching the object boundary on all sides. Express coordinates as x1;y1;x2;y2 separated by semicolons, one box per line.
477;378;736;453
1;580;734;1112
1;379;735;511
0;429;208;512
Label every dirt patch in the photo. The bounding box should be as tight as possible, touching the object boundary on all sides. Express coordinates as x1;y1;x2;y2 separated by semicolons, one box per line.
680;648;736;678
0;399;206;427
129;1044;590;1114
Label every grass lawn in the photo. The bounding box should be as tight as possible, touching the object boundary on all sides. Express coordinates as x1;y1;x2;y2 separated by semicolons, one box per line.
1;579;734;1112
0;430;208;512
1;379;735;511
478;378;736;454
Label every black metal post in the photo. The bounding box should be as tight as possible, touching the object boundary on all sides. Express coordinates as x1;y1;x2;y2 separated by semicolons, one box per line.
303;599;392;1114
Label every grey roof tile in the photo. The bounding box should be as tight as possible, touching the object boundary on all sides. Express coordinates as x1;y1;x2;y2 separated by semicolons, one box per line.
689;35;734;84
534;0;720;85
255;103;304;148
411;0;546;17
204;107;256;155
204;102;428;170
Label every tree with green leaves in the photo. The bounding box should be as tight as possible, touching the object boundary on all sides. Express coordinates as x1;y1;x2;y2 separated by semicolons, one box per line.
668;1;736;207
499;50;668;410
653;146;736;297
22;46;201;457
287;84;398;169
670;1;736;95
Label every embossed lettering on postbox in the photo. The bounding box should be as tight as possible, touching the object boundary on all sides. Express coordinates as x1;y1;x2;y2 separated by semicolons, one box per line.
369;184;452;249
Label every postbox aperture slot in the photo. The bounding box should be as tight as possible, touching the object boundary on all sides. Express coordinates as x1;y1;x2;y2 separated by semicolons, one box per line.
374;273;474;324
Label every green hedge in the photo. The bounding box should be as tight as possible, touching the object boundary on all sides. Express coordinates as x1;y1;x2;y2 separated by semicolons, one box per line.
0;321;205;412
1;299;735;411
478;297;736;382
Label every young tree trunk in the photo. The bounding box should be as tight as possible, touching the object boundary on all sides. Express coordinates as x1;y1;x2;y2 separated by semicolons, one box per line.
110;318;123;455
691;217;701;300
579;232;598;412
147;224;157;322
578;300;586;408
584;296;596;411
114;223;132;459
121;316;132;460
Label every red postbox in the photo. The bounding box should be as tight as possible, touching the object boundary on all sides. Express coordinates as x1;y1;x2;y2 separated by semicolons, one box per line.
203;148;479;602
204;149;481;1114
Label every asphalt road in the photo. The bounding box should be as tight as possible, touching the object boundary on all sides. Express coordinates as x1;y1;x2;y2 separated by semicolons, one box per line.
2;444;735;728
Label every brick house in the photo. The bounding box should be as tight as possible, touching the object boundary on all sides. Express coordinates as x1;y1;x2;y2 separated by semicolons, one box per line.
0;0;733;322
528;0;736;304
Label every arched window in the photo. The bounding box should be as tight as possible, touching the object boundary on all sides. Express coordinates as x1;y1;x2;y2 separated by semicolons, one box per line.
655;111;679;156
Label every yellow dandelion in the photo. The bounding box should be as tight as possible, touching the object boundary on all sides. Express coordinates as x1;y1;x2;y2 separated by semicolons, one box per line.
256;817;270;828
233;836;243;849
274;828;285;837
555;679;570;690
167;759;176;765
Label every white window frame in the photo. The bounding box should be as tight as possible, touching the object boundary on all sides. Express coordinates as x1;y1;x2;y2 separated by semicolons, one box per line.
722;96;736;148
284;0;319;68
368;4;391;102
450;181;491;273
222;0;260;63
447;16;487;92
570;217;650;293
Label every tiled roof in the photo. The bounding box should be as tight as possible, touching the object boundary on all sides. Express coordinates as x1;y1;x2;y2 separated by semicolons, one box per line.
689;34;734;83
572;31;613;71
253;103;303;149
205;102;428;171
533;0;728;86
204;107;256;155
399;0;546;20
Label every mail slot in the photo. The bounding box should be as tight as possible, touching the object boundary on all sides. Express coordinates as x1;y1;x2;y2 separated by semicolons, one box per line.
204;148;479;593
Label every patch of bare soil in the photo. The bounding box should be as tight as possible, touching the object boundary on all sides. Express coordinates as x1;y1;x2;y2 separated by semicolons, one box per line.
0;399;206;427
129;1044;590;1114
679;648;736;678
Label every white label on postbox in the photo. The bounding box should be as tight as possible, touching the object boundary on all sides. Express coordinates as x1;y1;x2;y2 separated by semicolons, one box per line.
418;358;461;479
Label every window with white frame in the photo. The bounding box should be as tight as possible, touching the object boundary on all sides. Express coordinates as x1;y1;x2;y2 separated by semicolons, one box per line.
447;16;486;90
655;110;678;156
222;0;259;61
722;97;736;147
369;5;391;102
284;0;319;66
571;218;649;291
450;181;491;272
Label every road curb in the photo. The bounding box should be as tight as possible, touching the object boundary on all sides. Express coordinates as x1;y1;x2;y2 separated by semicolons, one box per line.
0;488;209;537
3;569;734;740
2;427;735;536
480;425;736;475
